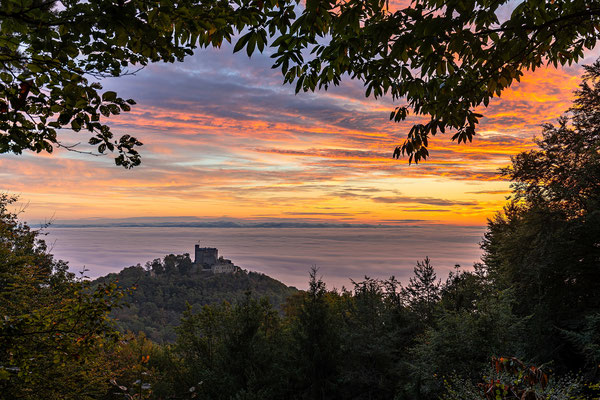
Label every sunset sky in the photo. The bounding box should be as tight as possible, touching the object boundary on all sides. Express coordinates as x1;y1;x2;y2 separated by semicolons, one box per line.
1;42;593;227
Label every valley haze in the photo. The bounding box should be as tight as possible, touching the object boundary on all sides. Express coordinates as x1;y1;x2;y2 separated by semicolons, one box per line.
43;218;485;289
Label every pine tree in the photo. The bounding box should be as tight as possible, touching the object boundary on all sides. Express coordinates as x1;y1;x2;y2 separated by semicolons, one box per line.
402;257;441;323
482;61;600;371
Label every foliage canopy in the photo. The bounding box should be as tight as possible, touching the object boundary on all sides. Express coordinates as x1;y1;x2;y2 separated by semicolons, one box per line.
0;194;127;399
0;0;292;167
482;60;600;372
3;0;600;165
93;256;297;342
263;0;600;162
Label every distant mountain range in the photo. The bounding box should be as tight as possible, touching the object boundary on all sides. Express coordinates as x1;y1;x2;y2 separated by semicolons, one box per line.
92;255;298;342
46;216;427;228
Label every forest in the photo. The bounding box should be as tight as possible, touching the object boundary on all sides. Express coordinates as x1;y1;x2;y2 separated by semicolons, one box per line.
92;258;298;342
2;64;600;399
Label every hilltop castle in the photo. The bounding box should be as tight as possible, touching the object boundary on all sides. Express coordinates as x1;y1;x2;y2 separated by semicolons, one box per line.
194;245;237;274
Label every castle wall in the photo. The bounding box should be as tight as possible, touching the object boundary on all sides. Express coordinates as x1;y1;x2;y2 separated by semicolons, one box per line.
193;245;237;273
212;259;237;274
194;245;218;267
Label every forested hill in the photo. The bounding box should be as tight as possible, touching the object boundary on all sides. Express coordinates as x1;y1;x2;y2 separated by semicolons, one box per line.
92;254;298;342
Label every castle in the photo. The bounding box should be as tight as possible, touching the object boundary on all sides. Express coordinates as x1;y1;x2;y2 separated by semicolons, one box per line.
194;245;237;274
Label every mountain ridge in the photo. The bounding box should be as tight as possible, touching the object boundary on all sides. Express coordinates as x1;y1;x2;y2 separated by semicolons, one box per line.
92;253;298;342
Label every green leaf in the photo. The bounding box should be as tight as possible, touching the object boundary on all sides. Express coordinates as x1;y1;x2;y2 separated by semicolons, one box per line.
247;34;256;57
233;33;250;53
102;91;117;102
0;72;12;83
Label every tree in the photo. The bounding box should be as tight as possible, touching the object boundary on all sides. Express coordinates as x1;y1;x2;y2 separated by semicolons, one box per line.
263;0;600;162
5;0;600;167
288;267;341;399
0;0;294;167
410;289;521;398
171;295;285;399
334;276;428;400
145;258;164;275
400;262;520;399
439;264;489;313
337;277;405;399
218;294;284;398
105;332;159;400
502;60;600;217
401;257;440;323
481;62;600;370
0;194;127;399
563;313;600;381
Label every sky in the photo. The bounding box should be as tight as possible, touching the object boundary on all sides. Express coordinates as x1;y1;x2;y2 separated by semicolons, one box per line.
1;44;586;227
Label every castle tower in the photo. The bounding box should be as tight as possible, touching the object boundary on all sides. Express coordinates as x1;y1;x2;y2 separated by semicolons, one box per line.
194;245;218;268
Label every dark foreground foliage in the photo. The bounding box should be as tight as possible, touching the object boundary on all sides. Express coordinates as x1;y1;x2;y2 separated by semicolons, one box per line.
0;194;128;399
5;0;600;165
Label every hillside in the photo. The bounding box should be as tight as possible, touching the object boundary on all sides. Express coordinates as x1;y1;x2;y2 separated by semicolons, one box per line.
92;254;298;342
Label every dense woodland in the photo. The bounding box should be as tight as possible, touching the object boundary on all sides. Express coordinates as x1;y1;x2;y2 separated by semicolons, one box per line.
93;258;298;342
2;47;600;400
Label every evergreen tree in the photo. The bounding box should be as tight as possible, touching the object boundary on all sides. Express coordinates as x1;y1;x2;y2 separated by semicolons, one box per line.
482;61;600;370
289;267;341;399
338;277;402;399
402;257;441;324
